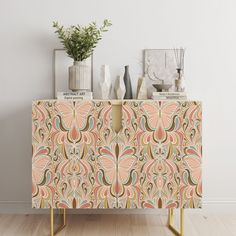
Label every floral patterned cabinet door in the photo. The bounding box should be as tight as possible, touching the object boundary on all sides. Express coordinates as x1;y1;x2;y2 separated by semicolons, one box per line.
118;101;202;209
32;100;117;209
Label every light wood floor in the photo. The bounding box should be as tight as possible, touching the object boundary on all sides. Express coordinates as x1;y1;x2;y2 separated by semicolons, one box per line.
0;213;236;236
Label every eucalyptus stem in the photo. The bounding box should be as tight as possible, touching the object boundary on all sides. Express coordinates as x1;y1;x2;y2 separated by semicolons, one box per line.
53;19;112;61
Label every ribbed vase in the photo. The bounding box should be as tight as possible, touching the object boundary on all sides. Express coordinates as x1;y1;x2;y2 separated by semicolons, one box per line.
69;61;90;92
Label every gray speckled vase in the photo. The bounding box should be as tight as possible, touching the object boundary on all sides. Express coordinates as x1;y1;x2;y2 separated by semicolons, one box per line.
123;65;133;99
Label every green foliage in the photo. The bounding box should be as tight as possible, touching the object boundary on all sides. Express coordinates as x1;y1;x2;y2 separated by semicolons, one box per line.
53;19;112;61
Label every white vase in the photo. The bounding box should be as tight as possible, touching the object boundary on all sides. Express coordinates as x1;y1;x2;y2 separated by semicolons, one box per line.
175;72;185;92
115;76;126;99
179;74;185;92
136;77;148;99
99;65;112;99
69;61;90;92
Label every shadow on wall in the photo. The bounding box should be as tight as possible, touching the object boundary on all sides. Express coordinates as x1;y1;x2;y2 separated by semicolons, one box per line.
0;103;32;203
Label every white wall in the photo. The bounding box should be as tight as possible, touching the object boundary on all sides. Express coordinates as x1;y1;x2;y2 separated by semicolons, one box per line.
0;0;236;213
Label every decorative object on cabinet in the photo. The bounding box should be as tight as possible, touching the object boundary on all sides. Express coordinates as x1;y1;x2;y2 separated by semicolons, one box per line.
99;65;112;99
175;71;185;92
68;60;90;91
114;76;126;99
152;91;187;100
53;49;93;98
136;77;148;99
143;49;186;95
175;69;185;92
174;48;185;92
123;65;133;99
57;91;93;100
53;20;112;92
32;100;202;236
152;82;172;92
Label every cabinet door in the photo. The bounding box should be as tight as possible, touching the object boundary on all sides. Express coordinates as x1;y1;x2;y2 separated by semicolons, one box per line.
117;101;202;209
32;100;117;208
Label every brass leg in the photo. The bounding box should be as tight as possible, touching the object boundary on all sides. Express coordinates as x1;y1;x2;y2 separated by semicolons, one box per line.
50;208;67;236
168;208;184;236
50;208;54;236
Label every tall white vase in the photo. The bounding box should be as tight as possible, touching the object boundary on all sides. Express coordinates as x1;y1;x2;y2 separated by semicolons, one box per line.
69;61;90;92
115;76;126;99
99;65;112;99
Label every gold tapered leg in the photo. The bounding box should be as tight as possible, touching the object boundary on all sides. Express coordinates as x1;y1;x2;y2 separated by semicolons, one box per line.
168;208;184;236
50;208;54;236
50;208;67;236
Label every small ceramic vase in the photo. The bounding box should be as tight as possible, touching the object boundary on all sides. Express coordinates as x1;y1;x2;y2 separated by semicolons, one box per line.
136;77;148;99
115;76;126;99
175;69;185;92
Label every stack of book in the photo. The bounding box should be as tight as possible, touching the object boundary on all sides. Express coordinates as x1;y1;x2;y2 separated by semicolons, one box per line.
57;91;93;100
152;92;187;100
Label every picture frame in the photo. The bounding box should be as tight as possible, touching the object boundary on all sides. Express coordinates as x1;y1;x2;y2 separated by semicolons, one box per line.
143;49;185;94
143;49;182;83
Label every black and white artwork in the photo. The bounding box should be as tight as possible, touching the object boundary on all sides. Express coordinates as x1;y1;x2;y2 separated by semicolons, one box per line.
143;49;184;93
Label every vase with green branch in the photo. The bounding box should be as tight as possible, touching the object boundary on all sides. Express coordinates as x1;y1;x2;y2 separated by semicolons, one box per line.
53;19;112;91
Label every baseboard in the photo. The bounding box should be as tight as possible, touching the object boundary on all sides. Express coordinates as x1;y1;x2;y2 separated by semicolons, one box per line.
0;200;235;214
201;199;236;213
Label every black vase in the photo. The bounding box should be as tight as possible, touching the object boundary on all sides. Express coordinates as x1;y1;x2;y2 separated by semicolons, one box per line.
123;65;133;99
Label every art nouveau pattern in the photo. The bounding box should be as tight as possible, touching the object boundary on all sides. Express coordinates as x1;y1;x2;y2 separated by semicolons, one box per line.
32;100;117;208
32;100;202;209
118;101;202;208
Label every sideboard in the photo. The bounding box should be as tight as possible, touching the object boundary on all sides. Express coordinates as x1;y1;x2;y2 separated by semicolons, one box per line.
32;100;202;236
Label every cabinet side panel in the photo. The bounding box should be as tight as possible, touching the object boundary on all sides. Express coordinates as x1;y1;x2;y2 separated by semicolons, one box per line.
32;101;57;208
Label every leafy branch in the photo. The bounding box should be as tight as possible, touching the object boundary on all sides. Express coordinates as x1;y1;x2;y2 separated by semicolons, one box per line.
53;19;112;61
